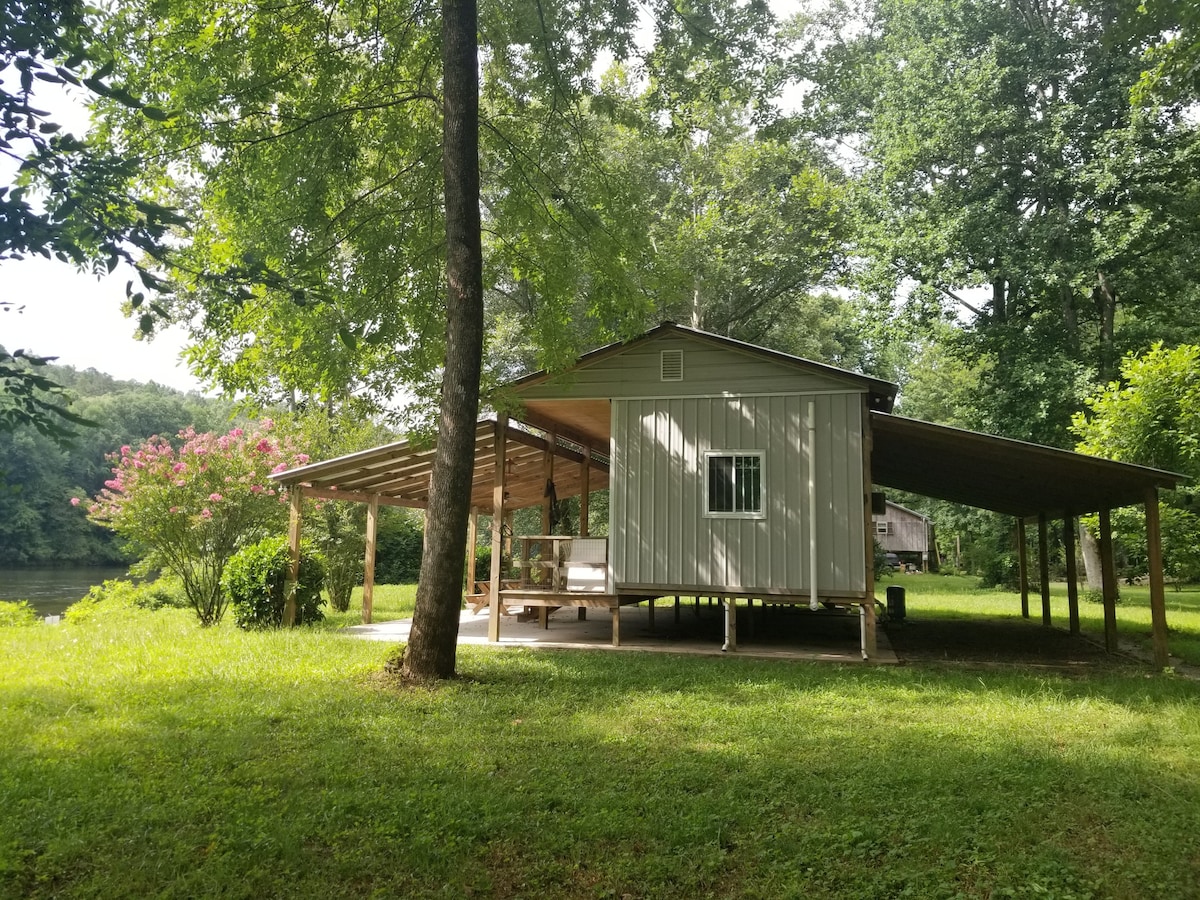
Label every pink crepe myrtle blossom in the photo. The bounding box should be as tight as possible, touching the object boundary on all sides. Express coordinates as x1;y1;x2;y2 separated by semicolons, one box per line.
85;419;301;626
70;497;81;507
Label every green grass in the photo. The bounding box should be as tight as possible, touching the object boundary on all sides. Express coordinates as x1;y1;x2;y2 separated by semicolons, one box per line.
2;594;1199;899
883;573;1200;667
319;583;418;630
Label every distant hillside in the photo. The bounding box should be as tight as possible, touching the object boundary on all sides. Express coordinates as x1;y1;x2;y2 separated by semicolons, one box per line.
0;355;237;567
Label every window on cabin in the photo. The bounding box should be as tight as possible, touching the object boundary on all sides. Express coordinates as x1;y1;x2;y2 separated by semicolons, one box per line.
705;451;764;518
875;521;893;536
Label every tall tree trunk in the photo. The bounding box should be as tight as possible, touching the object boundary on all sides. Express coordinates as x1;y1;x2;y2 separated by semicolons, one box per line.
403;0;484;680
1079;520;1102;590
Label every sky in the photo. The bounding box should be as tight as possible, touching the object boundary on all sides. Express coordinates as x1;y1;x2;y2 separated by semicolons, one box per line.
1;67;205;394
1;257;204;393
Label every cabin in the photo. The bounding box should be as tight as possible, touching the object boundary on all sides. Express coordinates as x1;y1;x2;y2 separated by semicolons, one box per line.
873;500;937;571
271;322;1184;666
500;323;894;653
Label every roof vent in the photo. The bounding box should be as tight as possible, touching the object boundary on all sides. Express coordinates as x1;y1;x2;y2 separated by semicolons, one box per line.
661;349;684;381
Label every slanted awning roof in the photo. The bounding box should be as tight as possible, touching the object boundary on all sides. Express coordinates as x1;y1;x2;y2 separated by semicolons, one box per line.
870;412;1184;519
270;419;608;511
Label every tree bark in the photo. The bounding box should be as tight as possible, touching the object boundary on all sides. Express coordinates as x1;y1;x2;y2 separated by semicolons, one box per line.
1078;520;1102;590
402;0;483;680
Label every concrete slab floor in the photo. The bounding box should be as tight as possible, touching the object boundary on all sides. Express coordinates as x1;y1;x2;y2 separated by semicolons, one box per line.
342;601;898;664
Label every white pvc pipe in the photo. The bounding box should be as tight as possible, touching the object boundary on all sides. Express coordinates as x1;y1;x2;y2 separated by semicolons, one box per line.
808;400;819;611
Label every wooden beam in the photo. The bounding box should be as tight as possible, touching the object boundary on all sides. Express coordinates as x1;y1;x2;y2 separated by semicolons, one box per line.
300;486;426;509
510;407;610;455
1099;508;1119;653
506;425;609;471
1144;488;1171;669
1063;515;1079;635
489;419;507;643
1017;518;1030;618
1038;512;1051;627
284;486;302;627
362;494;378;624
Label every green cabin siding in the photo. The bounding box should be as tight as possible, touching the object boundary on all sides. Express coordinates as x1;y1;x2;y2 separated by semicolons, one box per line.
609;393;867;595
518;335;859;400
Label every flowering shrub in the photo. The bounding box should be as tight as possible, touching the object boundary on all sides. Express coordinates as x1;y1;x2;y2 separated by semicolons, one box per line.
223;535;325;629
85;422;310;625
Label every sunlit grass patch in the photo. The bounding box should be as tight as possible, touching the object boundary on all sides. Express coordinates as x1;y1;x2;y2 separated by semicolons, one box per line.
2;592;1199;898
882;573;1200;666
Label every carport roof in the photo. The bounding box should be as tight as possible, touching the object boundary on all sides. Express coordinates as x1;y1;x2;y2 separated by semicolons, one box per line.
270;419;608;511
870;412;1184;519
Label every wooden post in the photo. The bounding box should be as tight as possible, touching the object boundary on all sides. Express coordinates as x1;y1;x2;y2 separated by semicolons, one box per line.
1099;508;1119;653
1063;515;1079;635
862;397;876;611
674;595;680;624
465;507;478;594
489;419;507;643
1144;488;1171;669
284;486;302;626
723;597;737;651
862;601;877;660
647;597;655;630
362;494;379;624
611;604;620;647
580;446;591;538
1017;518;1030;618
1038;512;1051;627
541;431;556;542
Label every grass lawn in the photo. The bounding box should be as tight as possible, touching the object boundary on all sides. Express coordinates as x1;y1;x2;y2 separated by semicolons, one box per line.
2;584;1199;899
883;573;1200;668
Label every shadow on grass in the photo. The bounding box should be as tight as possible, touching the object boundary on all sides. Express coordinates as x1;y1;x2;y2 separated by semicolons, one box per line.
4;633;1200;897
3;593;1198;888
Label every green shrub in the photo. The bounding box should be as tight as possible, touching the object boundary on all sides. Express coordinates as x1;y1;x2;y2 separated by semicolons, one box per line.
129;577;190;610
0;600;39;627
223;536;326;629
373;510;424;584
1082;587;1120;605
64;579;144;623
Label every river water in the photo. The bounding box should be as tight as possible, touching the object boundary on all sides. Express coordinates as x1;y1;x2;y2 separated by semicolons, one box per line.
0;568;131;618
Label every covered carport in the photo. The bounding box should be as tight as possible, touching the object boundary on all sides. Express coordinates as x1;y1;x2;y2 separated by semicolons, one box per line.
271;418;609;626
869;412;1184;667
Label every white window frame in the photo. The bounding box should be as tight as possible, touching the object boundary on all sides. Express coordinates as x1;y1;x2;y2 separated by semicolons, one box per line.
703;450;766;519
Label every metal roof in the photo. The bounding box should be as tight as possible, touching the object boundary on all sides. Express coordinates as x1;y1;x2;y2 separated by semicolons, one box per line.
870;412;1184;519
270;419;608;511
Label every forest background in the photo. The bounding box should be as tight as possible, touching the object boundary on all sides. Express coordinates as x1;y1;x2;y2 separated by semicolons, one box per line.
3;0;1200;590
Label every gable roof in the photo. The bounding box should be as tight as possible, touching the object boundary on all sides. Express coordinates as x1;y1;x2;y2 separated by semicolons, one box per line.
877;500;931;523
509;322;898;411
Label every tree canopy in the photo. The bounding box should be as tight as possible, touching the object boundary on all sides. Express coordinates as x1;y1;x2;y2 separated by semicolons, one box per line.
805;0;1200;445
